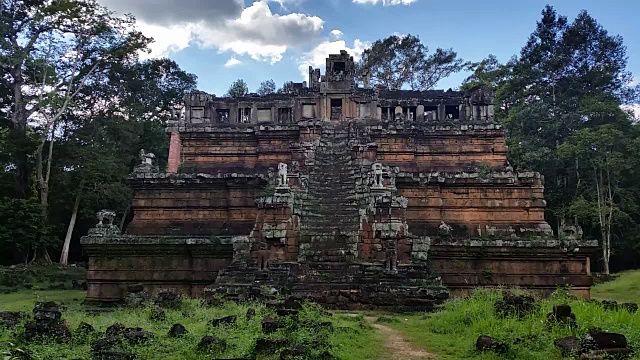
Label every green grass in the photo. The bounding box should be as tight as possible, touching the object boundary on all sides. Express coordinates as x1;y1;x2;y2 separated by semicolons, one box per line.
382;289;640;360
591;270;640;303
0;265;86;293
0;290;386;360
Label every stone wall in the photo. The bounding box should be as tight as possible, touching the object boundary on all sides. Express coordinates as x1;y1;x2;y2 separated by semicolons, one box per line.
429;239;597;298
81;235;236;302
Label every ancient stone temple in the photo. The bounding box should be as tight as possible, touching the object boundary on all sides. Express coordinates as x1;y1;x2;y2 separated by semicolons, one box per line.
82;51;597;307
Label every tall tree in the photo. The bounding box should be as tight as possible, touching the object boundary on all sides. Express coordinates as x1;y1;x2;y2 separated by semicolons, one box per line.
496;6;638;272
1;0;149;199
226;79;248;98
358;34;467;90
54;58;197;264
257;79;276;96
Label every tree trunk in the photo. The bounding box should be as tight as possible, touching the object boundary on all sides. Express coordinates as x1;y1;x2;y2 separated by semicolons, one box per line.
60;185;83;265
36;123;56;208
30;247;52;265
118;204;130;233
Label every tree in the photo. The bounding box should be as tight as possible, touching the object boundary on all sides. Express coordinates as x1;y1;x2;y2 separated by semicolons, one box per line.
277;81;296;95
358;34;467;90
558;124;638;274
55;58;197;264
257;79;276;96
2;0;149;263
461;54;511;91
496;6;638;272
226;79;248;98
1;0;149;198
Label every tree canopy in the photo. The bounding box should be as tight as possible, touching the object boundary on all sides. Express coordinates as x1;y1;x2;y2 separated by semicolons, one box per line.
465;6;640;272
358;34;467;90
226;79;249;98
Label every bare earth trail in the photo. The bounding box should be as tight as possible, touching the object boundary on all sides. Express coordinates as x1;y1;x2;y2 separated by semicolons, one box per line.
364;316;437;360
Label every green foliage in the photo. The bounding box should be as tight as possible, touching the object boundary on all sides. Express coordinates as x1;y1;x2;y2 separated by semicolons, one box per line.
591;270;640;303
0;292;385;360
0;198;48;262
0;264;86;293
226;79;249;98
467;5;640;271
358;34;468;90
277;81;296;95
383;289;640;360
257;79;276;96
261;183;275;197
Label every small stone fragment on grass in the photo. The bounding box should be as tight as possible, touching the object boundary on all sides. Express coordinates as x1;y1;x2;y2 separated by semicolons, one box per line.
198;335;227;352
168;323;188;337
554;336;579;355
255;338;289;353
76;321;95;334
276;309;299;317
105;323;125;337
0;311;25;328
149;306;166;321
123;327;153;344
154;289;180;308
475;335;507;353
245;308;256;320
261;317;280;333
211;315;236;327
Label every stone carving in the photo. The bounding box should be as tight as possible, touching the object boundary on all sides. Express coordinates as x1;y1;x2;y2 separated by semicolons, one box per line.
560;217;583;240
133;149;158;173
277;163;288;188
256;241;270;271
97;210;116;226
384;239;398;272
438;221;453;236
88;210;119;236
372;163;384;189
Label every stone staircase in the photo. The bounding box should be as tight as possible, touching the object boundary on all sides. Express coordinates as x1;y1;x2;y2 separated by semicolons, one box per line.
298;123;360;262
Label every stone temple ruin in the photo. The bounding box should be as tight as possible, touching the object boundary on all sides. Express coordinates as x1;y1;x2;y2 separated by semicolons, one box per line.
82;51;597;308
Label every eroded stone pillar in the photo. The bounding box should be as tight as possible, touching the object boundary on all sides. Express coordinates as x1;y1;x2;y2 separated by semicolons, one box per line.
167;131;181;173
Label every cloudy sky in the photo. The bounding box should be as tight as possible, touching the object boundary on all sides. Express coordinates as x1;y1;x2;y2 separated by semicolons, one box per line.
98;0;640;98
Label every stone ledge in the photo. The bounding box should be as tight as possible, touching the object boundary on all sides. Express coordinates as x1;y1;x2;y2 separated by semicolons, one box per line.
431;238;598;249
80;235;245;246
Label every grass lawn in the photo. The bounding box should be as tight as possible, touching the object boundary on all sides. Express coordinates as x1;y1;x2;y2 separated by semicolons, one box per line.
382;289;640;360
0;290;386;360
591;270;640;303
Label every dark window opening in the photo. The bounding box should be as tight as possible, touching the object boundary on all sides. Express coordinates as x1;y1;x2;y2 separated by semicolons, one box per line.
445;105;460;120
216;109;230;123
238;107;251;123
424;105;438;121
333;61;346;74
330;98;342;120
406;106;417;121
382;107;394;121
278;107;292;123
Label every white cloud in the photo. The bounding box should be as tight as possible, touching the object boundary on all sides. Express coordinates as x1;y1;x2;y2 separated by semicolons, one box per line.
194;1;323;63
330;30;343;39
224;57;243;67
136;22;194;59
298;39;370;81
99;0;324;63
353;0;416;5
622;104;640;122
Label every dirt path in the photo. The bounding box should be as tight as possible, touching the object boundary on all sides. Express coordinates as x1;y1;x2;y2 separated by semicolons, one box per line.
364;316;436;360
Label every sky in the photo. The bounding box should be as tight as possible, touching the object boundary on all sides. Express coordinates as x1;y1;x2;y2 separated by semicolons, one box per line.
97;0;640;97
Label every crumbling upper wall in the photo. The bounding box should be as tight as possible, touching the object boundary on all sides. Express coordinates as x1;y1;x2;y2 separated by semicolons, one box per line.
179;51;497;126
